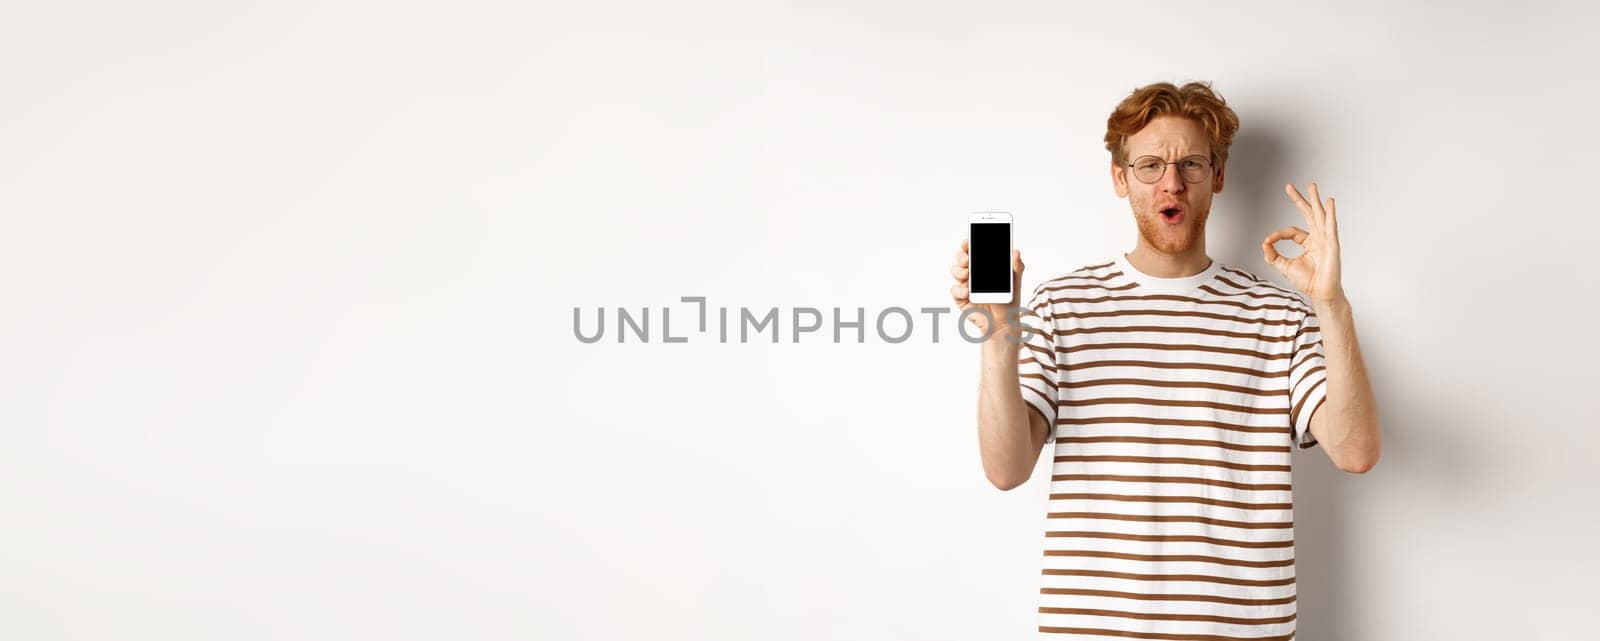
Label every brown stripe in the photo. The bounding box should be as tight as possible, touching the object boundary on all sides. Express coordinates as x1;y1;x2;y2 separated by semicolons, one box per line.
1038;606;1295;626
1023;316;1054;332
1082;260;1116;270
1039;587;1296;606
1060;376;1289;397
1059;324;1296;343
1047;493;1292;511
1058;396;1289;416
1047;293;1305;313
1041;270;1123;290
1022;315;1055;342
1021;372;1058;389
1219;265;1264;283
1290;377;1327;433
1024;342;1062;367
1042;568;1295;588
1290;347;1318;371
1057;415;1292;436
1021;385;1054;412
1055;435;1289;453
1221;267;1302;300
1050;308;1298;327
1066;359;1283;379
1203;278;1305;303
1025;401;1053;432
1022;342;1056;363
1045;532;1292;551
1059;341;1290;362
1020;353;1059;373
1044;549;1293;568
1044;281;1140;292
1201;282;1303;306
1213;275;1260;292
1046;510;1292;530
1296;365;1326;383
1051;473;1292;493
1297;396;1327;450
1293;319;1321;342
1054;455;1291;473
1213;275;1301;302
1039;625;1294;641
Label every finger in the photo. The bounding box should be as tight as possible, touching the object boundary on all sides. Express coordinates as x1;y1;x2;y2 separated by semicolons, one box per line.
1307;182;1326;230
951;289;984;329
1260;227;1308;271
951;264;969;281
1327;196;1339;241
1284;183;1318;229
956;241;969;268
1263;225;1311;247
1261;235;1283;267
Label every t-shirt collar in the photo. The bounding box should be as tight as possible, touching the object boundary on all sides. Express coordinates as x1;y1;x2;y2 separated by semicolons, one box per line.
1112;251;1224;295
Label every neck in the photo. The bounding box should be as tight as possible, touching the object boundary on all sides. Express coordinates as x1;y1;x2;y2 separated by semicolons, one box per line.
1126;240;1211;278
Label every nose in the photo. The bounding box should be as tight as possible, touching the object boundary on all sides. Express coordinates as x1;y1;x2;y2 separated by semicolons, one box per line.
1159;161;1186;194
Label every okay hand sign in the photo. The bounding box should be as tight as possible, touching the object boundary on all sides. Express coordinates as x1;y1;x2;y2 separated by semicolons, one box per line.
1262;182;1347;305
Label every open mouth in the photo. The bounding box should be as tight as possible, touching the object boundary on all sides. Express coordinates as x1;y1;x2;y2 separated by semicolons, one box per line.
1159;205;1185;224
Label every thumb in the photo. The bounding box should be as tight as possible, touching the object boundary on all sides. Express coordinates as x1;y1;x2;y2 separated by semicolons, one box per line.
1011;249;1025;304
1261;237;1286;274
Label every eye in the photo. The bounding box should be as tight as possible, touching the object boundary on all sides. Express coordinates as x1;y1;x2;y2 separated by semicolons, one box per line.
1181;159;1203;169
1136;159;1163;171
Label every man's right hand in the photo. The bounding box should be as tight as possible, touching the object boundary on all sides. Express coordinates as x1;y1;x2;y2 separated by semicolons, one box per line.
952;239;1049;490
949;239;1026;343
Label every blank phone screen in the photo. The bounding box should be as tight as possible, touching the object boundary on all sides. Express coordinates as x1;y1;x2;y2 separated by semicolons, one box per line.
970;222;1010;294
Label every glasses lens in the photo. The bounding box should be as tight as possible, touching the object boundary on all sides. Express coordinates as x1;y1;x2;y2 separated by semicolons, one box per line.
1132;156;1165;183
1179;156;1211;183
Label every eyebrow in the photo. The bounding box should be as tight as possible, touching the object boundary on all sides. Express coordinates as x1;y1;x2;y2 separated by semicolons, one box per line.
1130;152;1212;160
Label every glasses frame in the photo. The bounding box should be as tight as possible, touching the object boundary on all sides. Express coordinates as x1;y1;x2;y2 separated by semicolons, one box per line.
1124;154;1215;184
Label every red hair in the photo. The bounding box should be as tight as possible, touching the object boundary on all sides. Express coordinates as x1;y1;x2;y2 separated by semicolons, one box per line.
1104;81;1241;168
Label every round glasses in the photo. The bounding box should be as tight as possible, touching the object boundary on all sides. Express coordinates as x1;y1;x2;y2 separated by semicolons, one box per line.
1125;155;1214;184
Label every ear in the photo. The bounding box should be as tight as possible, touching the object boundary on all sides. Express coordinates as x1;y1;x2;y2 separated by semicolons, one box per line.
1112;161;1128;198
1213;161;1226;194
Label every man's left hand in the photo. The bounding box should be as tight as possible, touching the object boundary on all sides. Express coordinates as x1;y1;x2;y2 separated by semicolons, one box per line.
1262;181;1347;305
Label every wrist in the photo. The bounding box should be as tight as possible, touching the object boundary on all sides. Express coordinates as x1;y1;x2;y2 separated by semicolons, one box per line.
980;326;1025;357
1312;293;1351;315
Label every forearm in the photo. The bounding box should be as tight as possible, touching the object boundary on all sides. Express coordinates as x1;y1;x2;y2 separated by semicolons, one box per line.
1311;295;1381;470
977;337;1038;490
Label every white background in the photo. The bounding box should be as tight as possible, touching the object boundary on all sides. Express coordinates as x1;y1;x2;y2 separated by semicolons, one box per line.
3;1;1597;639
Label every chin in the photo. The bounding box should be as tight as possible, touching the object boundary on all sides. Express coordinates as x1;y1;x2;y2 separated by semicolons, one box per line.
1135;212;1207;255
1145;237;1197;254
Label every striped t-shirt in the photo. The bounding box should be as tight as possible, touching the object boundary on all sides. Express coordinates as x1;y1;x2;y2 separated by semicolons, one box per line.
1017;252;1328;640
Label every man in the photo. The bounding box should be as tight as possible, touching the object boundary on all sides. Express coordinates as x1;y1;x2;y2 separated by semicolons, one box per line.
947;81;1381;639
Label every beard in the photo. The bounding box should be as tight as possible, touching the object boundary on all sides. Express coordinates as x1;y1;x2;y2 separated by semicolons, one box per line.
1133;204;1209;255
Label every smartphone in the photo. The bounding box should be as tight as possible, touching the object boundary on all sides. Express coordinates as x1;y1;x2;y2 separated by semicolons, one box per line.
968;211;1013;304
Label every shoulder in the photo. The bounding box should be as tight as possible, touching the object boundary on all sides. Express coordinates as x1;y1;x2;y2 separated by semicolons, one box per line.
1026;258;1123;306
1211;263;1315;315
1030;259;1119;294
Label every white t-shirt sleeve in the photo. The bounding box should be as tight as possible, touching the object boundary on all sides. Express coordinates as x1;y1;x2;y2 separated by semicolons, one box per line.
1288;303;1329;449
1016;284;1059;443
